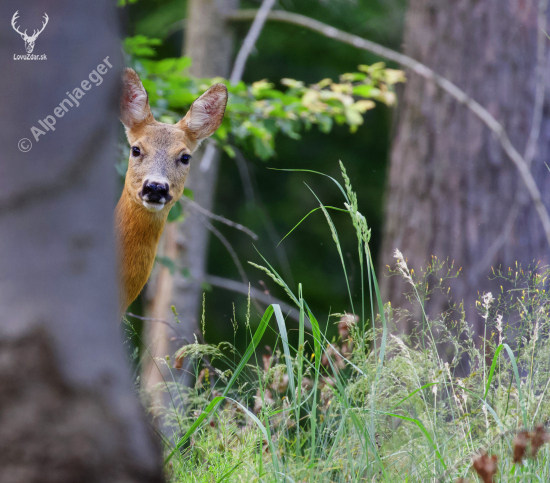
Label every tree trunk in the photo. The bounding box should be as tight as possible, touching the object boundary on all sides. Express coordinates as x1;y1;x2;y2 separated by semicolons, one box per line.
380;0;550;337
0;1;163;482
142;224;177;410
143;0;238;405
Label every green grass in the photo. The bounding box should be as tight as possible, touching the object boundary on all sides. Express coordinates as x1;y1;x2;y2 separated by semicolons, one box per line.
130;163;550;482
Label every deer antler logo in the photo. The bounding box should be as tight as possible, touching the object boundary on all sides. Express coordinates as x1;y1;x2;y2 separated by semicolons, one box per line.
11;11;49;54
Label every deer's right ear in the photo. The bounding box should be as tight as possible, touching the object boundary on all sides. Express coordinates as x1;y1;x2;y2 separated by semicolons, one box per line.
120;68;154;130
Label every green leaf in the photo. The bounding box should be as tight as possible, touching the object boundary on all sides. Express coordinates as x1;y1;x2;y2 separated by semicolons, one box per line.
150;57;191;74
167;200;184;222
253;136;275;160
166;91;198;108
223;145;236;158
159;115;176;125
340;72;367;82
317;114;333;133
352;84;374;98
155;255;176;275
344;107;364;126
123;35;161;57
183;187;194;200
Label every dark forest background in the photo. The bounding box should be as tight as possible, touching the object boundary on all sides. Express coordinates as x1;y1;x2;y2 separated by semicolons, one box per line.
124;0;406;350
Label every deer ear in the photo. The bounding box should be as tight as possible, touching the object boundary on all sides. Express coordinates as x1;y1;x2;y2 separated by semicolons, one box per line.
178;84;228;145
120;68;154;130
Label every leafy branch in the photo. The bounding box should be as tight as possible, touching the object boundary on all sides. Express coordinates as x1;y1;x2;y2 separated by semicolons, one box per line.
123;35;404;161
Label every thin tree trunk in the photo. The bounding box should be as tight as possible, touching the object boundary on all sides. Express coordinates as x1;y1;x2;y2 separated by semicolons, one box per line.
143;224;177;410
0;1;163;481
380;0;550;337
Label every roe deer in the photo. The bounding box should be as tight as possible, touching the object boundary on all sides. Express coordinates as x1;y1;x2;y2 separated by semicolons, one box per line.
116;68;227;315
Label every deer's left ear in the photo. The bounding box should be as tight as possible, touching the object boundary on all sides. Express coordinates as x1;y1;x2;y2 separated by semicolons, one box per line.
178;84;228;145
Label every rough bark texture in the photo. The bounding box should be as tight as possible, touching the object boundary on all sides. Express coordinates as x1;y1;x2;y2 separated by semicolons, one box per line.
380;0;550;336
0;1;163;481
142;224;176;407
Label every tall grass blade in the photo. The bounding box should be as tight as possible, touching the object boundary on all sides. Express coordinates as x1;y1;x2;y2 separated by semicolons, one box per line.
165;305;275;465
272;304;298;405
305;305;322;464
502;343;528;426
484;344;504;399
277;206;349;247
306;183;355;315
382;412;447;470
227;397;281;477
268;167;350;203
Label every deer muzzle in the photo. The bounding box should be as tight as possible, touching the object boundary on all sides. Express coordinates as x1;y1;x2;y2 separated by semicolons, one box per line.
140;179;172;212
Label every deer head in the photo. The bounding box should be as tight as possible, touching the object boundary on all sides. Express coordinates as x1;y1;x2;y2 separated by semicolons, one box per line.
120;68;227;216
116;68;227;312
11;11;49;54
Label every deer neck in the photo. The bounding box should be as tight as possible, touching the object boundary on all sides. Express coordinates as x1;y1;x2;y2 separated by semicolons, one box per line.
115;187;168;315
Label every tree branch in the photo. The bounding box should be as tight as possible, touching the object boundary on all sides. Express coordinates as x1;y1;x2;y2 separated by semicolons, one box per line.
205;275;307;326
181;195;259;240
228;9;550;248
199;217;249;288
130;276;306;326
229;0;276;85
199;0;275;172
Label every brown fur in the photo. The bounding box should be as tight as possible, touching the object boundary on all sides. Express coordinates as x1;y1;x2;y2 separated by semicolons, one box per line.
116;68;227;316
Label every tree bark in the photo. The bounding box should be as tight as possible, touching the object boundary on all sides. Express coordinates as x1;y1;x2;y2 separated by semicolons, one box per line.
0;1;163;481
380;0;550;336
142;224;177;409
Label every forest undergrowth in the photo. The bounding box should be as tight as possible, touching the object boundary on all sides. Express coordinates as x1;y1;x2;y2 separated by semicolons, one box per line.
125;163;550;483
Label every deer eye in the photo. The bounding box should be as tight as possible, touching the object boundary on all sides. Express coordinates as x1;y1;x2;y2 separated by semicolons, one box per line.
180;154;191;165
131;146;140;157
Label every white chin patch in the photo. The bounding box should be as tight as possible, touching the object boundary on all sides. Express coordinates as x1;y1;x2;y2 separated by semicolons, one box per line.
142;200;165;212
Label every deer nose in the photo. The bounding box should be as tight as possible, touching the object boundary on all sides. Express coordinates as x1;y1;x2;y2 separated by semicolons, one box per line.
142;180;170;203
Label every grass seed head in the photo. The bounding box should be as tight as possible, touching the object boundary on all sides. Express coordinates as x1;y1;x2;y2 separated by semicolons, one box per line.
513;431;529;464
472;452;498;483
531;425;550;457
